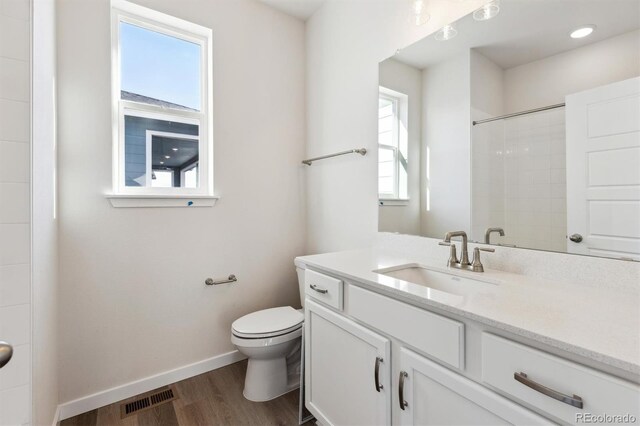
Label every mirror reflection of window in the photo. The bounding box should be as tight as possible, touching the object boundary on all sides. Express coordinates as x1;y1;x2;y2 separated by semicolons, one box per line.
378;87;409;200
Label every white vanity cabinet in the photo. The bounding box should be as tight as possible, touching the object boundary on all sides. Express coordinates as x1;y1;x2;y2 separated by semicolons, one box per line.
301;267;639;426
398;347;552;425
305;299;392;426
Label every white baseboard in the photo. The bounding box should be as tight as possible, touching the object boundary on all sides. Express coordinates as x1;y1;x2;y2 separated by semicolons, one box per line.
57;350;246;421
51;405;60;426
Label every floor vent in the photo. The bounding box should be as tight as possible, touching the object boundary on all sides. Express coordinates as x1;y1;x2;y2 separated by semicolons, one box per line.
120;386;178;418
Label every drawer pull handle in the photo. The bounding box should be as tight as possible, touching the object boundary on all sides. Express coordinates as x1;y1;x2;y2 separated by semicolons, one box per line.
399;371;409;410
310;284;328;294
514;372;584;409
374;357;384;392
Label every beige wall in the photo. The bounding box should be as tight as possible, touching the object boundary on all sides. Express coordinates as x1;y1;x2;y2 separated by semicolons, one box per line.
306;0;487;253
504;29;640;113
56;0;306;402
32;0;59;423
421;52;471;238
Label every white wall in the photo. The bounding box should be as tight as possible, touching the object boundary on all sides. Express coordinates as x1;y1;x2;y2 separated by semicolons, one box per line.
421;52;471;238
470;50;505;243
378;58;421;236
505;29;640;113
306;0;487;253
0;0;32;423
32;0;59;423
56;0;306;403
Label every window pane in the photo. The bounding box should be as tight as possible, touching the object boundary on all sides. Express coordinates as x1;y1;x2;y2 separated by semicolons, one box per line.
124;114;199;188
152;170;174;187
378;115;394;134
120;22;201;111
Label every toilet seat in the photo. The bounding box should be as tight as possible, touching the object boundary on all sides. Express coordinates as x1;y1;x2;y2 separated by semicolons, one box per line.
232;306;304;339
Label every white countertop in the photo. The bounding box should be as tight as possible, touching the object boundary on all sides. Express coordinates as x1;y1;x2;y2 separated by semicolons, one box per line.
295;247;640;377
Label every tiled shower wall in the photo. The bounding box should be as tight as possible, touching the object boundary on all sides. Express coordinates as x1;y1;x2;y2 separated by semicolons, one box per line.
0;0;32;424
472;108;567;252
502;108;567;252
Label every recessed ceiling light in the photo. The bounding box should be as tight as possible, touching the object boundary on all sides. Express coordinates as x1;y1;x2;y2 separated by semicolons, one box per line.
159;161;164;165
172;147;178;151
164;155;170;159
435;24;458;41
570;25;596;39
473;0;500;21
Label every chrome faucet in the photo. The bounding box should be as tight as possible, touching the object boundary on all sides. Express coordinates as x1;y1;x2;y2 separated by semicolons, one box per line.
484;227;505;244
439;230;495;272
439;231;471;267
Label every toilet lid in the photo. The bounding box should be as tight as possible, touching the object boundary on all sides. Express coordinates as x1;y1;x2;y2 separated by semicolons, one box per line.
232;306;304;336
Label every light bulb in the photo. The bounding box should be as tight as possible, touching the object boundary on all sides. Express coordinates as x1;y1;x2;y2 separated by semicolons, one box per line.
435;24;458;41
473;0;500;21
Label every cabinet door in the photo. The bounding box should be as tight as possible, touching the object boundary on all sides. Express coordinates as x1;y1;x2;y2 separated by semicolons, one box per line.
305;300;391;426
398;348;552;426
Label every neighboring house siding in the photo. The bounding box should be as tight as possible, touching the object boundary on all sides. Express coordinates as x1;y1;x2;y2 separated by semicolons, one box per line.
124;116;199;186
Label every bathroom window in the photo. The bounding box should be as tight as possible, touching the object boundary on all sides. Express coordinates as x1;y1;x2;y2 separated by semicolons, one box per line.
110;0;213;199
378;88;408;200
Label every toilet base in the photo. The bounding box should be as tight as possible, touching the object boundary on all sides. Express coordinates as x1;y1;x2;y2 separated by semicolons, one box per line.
243;356;301;402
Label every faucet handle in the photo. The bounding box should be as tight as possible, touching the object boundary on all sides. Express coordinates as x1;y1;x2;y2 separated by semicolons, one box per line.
440;241;459;267
477;247;495;253
471;247;494;272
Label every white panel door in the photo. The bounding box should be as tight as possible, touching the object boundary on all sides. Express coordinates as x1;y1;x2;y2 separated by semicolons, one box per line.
305;300;391;426
566;77;640;260
398;347;551;426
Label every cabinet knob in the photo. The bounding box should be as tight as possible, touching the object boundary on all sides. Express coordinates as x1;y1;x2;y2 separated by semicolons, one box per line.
569;234;583;243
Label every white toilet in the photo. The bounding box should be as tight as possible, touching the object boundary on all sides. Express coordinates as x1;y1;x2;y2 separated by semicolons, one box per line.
231;268;306;402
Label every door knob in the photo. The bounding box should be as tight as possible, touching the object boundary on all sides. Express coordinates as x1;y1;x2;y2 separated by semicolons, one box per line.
0;341;13;369
569;234;583;243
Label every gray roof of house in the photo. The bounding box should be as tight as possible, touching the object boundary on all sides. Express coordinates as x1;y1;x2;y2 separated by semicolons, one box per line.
121;90;198;112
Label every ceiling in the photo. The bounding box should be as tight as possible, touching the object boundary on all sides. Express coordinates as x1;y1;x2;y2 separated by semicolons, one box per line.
393;0;640;70
152;136;198;169
259;0;325;20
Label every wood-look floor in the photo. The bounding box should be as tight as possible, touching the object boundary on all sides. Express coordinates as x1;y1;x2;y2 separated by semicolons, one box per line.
61;360;305;426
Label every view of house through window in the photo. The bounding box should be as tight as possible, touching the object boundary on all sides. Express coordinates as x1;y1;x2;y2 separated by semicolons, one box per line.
378;88;409;200
112;3;212;196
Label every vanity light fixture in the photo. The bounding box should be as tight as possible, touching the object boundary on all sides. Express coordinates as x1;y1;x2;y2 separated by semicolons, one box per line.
473;0;500;21
435;24;458;41
410;0;430;26
570;25;596;39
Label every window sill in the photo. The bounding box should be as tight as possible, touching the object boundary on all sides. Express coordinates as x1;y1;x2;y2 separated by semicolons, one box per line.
106;194;220;208
379;198;410;206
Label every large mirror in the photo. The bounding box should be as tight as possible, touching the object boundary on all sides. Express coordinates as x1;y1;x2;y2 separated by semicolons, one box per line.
378;0;640;261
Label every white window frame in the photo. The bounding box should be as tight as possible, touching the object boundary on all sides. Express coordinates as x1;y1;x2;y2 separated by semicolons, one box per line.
110;0;214;200
180;161;199;188
145;129;199;187
378;87;409;202
378;93;400;199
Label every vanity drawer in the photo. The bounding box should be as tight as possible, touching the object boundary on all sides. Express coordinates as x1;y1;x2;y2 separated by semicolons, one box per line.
304;269;343;310
482;333;640;424
348;285;464;370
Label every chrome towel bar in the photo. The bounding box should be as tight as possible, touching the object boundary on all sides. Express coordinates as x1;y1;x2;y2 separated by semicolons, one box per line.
302;148;367;165
205;275;237;286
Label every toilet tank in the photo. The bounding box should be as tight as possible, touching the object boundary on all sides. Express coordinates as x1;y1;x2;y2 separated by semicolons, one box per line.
296;267;305;308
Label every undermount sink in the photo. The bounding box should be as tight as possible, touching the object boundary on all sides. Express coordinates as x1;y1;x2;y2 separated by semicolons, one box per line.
374;263;499;296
